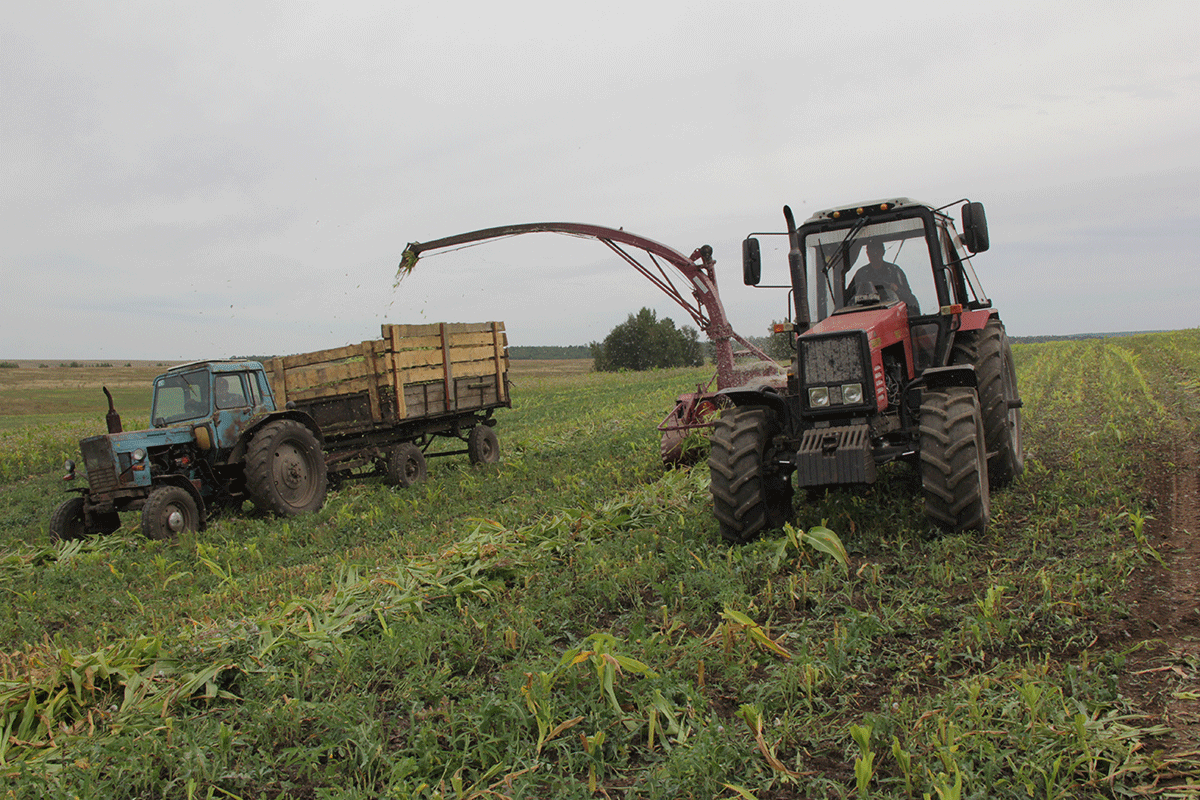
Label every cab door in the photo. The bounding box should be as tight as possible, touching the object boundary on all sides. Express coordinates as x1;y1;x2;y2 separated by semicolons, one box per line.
212;372;259;450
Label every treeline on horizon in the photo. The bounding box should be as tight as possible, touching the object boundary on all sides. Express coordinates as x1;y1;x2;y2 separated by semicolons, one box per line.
507;345;592;360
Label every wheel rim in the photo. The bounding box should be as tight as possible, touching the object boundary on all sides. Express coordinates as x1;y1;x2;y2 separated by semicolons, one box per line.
166;507;186;533
273;442;316;506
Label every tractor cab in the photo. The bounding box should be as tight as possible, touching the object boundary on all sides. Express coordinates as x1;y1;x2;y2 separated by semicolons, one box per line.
747;198;992;374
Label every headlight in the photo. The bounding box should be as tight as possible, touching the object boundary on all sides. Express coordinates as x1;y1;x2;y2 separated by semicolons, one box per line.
132;448;146;463
841;383;864;404
808;387;830;408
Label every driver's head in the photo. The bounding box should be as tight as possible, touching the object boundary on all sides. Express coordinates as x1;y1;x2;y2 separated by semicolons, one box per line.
866;241;885;262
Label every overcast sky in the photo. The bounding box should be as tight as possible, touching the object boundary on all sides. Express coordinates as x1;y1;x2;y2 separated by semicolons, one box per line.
3;1;1197;360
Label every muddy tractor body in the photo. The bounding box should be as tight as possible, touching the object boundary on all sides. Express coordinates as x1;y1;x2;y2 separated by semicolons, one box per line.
51;360;328;541
710;198;1023;542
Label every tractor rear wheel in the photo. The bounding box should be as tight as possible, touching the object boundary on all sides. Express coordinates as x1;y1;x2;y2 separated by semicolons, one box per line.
919;388;990;533
387;442;427;487
951;318;1024;487
708;408;793;544
142;486;200;540
246;420;328;516
467;425;500;465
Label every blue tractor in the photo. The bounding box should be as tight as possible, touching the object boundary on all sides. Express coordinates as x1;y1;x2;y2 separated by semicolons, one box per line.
50;360;327;541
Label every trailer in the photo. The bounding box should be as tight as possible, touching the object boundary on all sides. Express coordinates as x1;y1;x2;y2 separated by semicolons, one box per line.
265;321;510;486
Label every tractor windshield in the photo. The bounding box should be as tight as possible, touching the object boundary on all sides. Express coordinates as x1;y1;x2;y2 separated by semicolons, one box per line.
152;369;211;427
805;217;939;322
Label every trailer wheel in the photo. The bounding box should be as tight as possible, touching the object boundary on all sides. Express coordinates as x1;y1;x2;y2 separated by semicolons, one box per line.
246;420;328;516
919;388;990;533
387;443;427;487
467;425;500;465
49;496;87;542
708;407;793;544
142;486;200;540
951;319;1024;487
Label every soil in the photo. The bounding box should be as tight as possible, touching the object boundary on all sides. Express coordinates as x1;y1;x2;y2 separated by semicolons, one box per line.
1111;434;1200;775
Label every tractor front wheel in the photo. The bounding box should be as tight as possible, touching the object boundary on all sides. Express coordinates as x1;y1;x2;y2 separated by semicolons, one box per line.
49;497;120;541
919;388;990;533
708;407;793;544
142;486;200;540
49;496;87;542
246;420;328;516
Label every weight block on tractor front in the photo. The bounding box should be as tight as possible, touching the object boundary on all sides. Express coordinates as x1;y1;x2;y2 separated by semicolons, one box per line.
795;425;876;486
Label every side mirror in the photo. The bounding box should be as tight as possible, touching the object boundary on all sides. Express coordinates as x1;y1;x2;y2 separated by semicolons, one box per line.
961;201;990;253
742;238;762;285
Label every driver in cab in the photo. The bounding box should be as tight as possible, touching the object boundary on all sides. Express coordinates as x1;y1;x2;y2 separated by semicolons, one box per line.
848;241;920;315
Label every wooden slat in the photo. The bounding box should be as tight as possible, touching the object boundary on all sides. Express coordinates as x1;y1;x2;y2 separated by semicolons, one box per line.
360;340;382;423
386;333;446;352
388;326;407;419
266;357;288;407
402;359;502;385
445;331;500;348
276;341;382;370
392;344;505;370
282;359;372;391
441;323;455;412
491;322;506;404
287;376;376;401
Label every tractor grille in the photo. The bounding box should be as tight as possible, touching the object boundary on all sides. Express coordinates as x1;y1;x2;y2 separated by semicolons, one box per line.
801;333;867;385
80;436;119;495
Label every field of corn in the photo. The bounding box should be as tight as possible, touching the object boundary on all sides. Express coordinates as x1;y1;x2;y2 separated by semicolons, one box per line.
1;330;1198;799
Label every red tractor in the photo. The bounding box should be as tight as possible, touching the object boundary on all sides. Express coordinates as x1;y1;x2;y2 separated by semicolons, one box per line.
712;198;1022;542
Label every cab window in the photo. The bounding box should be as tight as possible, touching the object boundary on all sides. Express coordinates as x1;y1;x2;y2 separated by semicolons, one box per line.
214;374;250;409
152;370;211;426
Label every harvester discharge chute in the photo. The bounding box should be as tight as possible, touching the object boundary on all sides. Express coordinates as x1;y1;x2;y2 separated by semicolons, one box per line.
398;222;785;462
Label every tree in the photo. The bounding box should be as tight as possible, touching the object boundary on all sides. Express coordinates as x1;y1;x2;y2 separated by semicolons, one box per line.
590;308;704;372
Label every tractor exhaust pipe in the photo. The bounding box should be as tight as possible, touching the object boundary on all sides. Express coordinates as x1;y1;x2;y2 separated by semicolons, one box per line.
103;387;122;433
783;205;809;332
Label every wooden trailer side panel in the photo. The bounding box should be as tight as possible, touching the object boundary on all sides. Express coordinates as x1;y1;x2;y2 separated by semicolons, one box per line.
266;321;508;436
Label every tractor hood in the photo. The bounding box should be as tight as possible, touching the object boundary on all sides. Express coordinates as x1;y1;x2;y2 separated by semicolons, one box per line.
809;302;913;360
799;302;914;412
79;426;198;491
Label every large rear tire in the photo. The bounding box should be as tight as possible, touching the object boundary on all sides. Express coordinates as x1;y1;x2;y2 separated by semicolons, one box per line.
920;388;990;533
142;486;200;540
245;420;328;516
951;318;1024;487
708;408;793;544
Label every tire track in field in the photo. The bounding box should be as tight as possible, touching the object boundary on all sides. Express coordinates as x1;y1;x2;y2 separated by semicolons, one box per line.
1110;354;1200;772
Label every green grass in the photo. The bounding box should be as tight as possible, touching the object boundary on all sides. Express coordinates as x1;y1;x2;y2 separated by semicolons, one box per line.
1;335;1198;798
